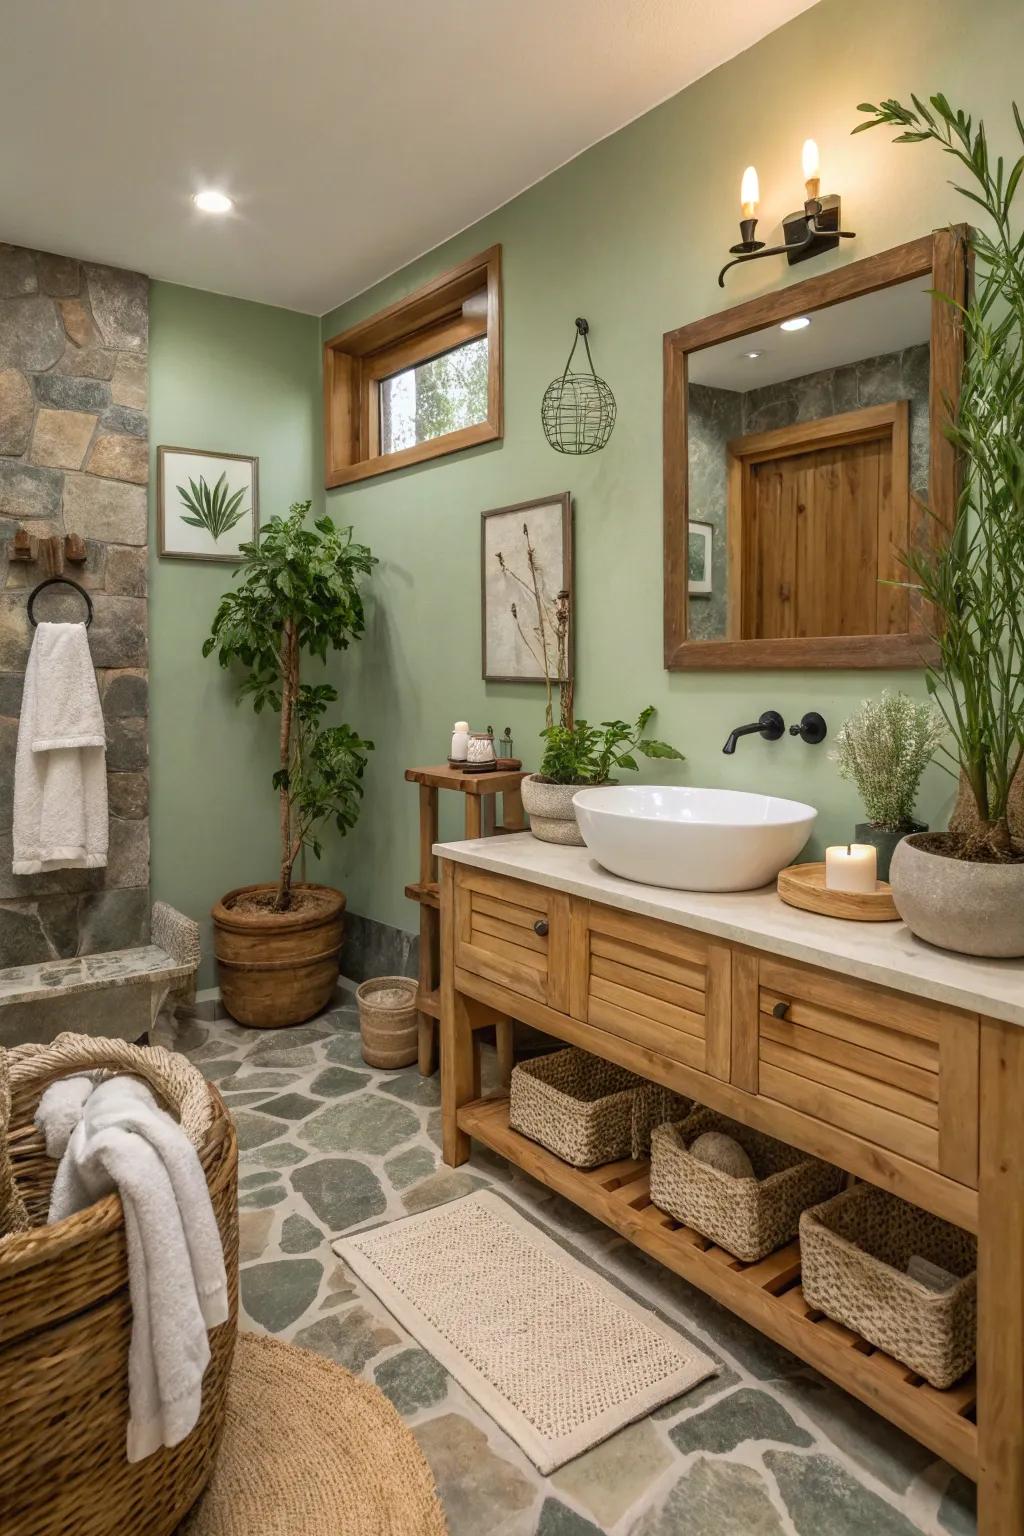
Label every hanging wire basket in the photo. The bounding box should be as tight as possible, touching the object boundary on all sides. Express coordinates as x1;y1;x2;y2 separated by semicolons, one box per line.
541;318;617;455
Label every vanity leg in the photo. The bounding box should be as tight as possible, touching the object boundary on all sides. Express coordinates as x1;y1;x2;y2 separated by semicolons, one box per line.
978;1016;1024;1536
440;858;478;1165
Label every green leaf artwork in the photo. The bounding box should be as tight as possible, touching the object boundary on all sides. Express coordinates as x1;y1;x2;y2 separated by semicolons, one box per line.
177;471;249;541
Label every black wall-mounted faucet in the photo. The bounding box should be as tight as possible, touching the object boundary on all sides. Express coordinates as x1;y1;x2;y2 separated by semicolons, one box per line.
789;711;828;745
722;710;785;755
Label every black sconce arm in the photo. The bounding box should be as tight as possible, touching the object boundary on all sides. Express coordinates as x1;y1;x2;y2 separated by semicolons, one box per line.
718;204;856;287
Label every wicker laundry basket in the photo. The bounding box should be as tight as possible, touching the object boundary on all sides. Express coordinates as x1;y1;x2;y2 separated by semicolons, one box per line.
800;1183;977;1388
0;1034;239;1536
510;1048;645;1168
650;1105;844;1262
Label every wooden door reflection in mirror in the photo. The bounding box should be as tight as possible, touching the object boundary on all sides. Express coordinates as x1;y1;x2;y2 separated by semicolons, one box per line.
664;230;969;669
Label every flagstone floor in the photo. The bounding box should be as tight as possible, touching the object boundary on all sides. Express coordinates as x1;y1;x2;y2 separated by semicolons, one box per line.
171;997;977;1536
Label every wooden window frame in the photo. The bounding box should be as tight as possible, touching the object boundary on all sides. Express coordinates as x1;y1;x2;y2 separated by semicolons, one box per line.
663;227;971;670
323;245;502;488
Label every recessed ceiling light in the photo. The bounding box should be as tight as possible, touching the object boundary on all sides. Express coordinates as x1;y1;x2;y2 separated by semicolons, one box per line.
193;190;233;214
780;316;811;332
744;350;764;360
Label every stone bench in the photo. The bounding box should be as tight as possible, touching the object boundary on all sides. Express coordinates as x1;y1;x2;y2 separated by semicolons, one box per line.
0;901;200;1048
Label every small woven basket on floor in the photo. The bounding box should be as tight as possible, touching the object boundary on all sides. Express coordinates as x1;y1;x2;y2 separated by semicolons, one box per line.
800;1183;977;1388
0;1033;239;1536
510;1047;643;1168
650;1105;844;1262
356;976;419;1068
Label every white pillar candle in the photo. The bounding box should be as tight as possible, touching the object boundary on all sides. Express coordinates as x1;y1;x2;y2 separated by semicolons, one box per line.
825;843;877;894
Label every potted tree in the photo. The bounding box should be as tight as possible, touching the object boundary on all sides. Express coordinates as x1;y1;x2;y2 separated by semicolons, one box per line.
204;503;376;1024
831;691;944;881
856;94;1024;954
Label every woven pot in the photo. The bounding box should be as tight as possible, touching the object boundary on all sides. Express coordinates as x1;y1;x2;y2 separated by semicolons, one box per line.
890;834;1024;957
356;977;418;1069
800;1183;976;1388
650;1106;844;1262
510;1047;641;1167
0;1033;239;1536
521;776;589;847
212;882;346;1028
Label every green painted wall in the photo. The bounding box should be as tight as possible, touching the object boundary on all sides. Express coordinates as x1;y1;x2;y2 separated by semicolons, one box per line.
316;0;1019;941
149;282;321;981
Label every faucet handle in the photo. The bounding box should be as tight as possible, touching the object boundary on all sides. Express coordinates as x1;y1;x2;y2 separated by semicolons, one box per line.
789;712;827;745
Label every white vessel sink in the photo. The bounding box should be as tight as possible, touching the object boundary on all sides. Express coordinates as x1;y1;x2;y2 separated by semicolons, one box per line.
572;785;816;892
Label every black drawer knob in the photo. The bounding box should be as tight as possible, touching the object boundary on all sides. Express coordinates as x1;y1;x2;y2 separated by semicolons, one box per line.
534;918;549;937
772;1000;790;1019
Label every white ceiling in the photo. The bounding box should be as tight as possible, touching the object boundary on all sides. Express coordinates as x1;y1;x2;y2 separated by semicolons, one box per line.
689;279;932;392
1;0;821;315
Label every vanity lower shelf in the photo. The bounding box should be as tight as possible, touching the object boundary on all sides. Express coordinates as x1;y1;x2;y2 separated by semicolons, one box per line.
457;1094;978;1479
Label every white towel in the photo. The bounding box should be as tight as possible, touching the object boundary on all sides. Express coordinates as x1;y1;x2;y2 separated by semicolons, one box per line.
12;620;107;874
37;1075;229;1462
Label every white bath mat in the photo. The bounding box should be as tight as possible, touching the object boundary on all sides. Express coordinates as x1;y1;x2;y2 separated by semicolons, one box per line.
334;1190;716;1472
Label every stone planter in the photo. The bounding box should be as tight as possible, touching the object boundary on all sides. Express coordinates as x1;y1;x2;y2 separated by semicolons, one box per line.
855;820;926;883
889;835;1024;958
521;775;592;846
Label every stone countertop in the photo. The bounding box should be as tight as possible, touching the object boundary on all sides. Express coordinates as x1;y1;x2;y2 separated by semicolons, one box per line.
435;833;1024;1027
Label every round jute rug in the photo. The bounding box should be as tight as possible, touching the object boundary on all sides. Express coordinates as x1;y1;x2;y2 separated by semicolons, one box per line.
180;1332;446;1536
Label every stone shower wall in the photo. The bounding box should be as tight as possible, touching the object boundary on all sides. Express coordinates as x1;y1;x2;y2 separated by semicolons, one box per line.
687;343;930;641
0;243;149;966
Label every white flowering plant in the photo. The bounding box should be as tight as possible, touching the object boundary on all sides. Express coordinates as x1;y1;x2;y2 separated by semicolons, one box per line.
832;691;945;831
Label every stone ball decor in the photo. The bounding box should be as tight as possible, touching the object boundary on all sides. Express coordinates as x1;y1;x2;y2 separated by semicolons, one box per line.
541;317;617;455
689;1130;755;1180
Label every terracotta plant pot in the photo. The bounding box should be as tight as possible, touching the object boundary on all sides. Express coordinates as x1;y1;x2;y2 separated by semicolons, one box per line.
212;882;346;1028
521;775;593;846
889;834;1024;958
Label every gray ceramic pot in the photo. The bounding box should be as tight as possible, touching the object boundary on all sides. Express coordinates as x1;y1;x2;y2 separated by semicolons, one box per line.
855;820;926;883
889;833;1024;957
521;775;590;846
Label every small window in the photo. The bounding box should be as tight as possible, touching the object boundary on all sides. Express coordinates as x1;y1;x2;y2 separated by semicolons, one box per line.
323;247;502;487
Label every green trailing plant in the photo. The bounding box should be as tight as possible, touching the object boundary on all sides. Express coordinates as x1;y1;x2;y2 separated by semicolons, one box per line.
831;691;945;830
538;706;684;786
177;472;250;541
854;93;1024;859
204;502;377;910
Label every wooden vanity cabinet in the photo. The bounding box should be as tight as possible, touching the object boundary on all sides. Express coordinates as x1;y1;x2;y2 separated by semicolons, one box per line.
441;854;1024;1530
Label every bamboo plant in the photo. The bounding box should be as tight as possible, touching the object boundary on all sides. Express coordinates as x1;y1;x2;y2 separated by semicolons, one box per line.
854;93;1024;858
204;503;377;909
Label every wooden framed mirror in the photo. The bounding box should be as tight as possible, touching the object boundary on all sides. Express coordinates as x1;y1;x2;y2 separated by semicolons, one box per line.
663;228;969;669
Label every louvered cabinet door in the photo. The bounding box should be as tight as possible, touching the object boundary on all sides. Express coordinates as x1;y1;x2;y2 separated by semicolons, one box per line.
453;866;569;1012
571;902;731;1082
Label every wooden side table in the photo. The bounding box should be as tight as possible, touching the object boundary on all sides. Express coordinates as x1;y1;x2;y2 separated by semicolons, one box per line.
405;765;528;1077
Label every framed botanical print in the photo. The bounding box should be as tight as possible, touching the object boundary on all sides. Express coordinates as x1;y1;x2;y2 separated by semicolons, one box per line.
157;446;259;562
688;519;714;596
481;493;573;683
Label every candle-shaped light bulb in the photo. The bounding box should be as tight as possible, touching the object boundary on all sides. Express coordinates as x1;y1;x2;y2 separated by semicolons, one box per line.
740;165;760;220
802;138;821;201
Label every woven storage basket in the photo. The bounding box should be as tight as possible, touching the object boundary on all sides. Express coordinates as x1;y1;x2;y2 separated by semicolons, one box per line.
356;976;418;1068
800;1183;977;1388
510;1047;643;1167
630;1080;691;1160
0;1033;239;1536
650;1105;844;1262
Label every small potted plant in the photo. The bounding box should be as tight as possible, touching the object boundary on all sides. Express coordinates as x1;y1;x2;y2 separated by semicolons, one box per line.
831;691;944;881
855;93;1024;955
204;503;376;1025
522;708;685;845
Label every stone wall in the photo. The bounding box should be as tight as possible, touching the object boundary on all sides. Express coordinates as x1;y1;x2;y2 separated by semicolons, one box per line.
0;243;149;965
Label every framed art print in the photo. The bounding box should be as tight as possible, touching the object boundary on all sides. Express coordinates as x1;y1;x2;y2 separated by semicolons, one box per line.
481;493;573;683
157;446;259;562
688;519;713;596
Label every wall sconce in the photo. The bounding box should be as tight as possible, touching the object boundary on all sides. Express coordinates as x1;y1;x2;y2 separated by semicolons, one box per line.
718;140;855;286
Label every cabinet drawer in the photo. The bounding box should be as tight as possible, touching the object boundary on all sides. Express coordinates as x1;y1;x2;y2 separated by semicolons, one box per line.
454;866;569;1012
575;904;731;1081
739;955;979;1187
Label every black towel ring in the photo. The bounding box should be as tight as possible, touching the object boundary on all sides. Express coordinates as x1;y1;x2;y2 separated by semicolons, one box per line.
27;576;94;629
